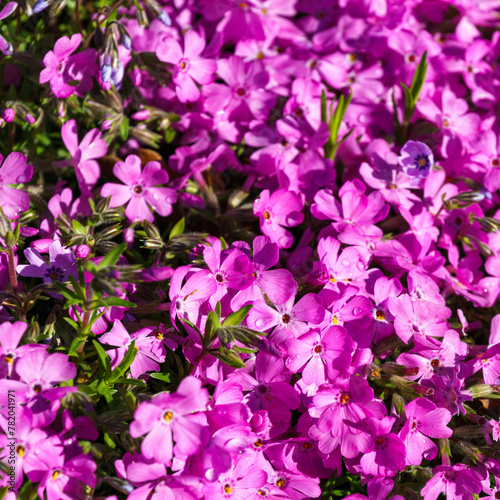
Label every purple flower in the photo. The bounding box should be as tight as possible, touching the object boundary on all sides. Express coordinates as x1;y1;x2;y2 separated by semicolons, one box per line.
358;417;406;478
254;188;304;249
398;398;452;465
17;240;77;284
398;140;434;181
285;325;354;386
99;321;172;379
26;435;96;500
0;152;33;219
129;376;209;465
156;30;217;102
421;464;482;500
309;375;386;458
39;34;97;98
101;154;177;222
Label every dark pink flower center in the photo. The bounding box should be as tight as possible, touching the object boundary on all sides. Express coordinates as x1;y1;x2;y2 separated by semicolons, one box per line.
134;185;143;195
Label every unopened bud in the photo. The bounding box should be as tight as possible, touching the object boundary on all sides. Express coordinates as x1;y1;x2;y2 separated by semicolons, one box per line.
75;245;90;259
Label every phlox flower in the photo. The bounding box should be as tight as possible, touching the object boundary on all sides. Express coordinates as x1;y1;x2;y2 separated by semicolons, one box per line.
39;34;97;98
101;154;177;222
309;375;386;458
202;452;268;499
129;376;209;465
420;464;482;500
285;325;354;386
26;435;96;500
398;398;452;466
99;321;173;379
156;30;216;102
398;140;434;182
254;188;304;249
61;119;107;214
17;240;77;285
357;417;406;478
0;152;33;219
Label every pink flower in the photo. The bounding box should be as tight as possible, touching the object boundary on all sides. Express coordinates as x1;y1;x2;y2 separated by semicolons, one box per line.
156;30;216;102
0;152;33;219
101;154;177;222
39;34;97;98
253;188;304;249
61;120;107;211
129;376;209;465
398;398;452;466
421;464;482;500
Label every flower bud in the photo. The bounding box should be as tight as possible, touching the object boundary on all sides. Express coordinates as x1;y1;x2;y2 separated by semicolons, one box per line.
75;245;90;259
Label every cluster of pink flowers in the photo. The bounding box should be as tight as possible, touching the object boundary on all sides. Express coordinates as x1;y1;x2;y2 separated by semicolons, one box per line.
3;0;500;498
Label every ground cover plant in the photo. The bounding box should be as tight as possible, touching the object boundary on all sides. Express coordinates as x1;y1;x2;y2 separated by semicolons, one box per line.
2;0;500;499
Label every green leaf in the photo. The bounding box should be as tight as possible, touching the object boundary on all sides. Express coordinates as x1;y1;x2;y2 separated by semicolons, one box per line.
210;349;246;368
204;310;221;342
169;218;185;239
68;275;86;302
219;237;228;250
55;282;79;301
97;242;127;270
149;372;171;382
321;89;328;123
119;117;130;140
72;219;86;234
68;336;87;356
109;341;137;382
215;301;221;318
112;378;147;386
103;431;116;449
63;316;79;331
92;339;111;378
222;305;253;327
92;296;135;309
410;50;428;101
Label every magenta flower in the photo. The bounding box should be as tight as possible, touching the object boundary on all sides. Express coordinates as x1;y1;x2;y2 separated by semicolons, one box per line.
26;435;96;500
202;452;268;499
398;398;452;465
358;417;406;478
156;30;216;102
129;376;209;465
101;154;177;222
0;152;33;219
60;120;107;214
285;325;354;386
39;34;97;98
420;464;482;500
398;140;434;181
99;321;171;379
254;188;304;249
169;266;216;326
309;375;386;458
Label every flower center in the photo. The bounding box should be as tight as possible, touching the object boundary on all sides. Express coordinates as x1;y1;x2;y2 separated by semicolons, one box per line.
263;210;271;220
215;273;225;283
254;439;263;447
340;392;350;405
281;314;291;324
179;59;189;71
155;331;163;340
4;354;13;364
134;185;143;194
164;411;174;422
56;61;66;75
407;53;416;63
414;154;429;170
33;384;42;393
375;310;385;321
52;470;59;480
314;344;323;354
276;478;286;488
332;315;338;324
492;157;500;167
256;51;264;60
45;265;64;282
16;445;25;457
431;358;440;368
442;117;450;128
236;87;246;97
224;484;233;494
